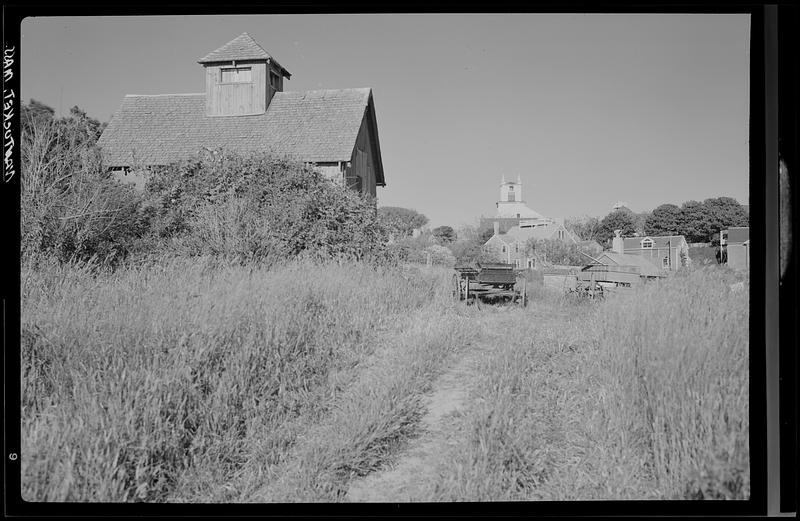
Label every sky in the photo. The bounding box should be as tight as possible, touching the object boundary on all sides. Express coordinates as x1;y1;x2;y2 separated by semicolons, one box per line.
20;14;750;229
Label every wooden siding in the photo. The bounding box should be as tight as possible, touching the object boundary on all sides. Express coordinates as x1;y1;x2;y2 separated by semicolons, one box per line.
267;64;284;106
344;113;378;197
727;243;750;270
205;61;267;116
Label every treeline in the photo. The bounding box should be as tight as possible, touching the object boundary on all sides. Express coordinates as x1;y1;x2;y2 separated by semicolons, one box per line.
566;199;749;246
20;100;397;268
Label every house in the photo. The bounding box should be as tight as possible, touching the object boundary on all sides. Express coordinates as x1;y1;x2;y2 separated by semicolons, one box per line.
611;201;632;213
97;33;385;197
483;225;525;266
483;220;579;268
721;227;749;270
613;232;690;271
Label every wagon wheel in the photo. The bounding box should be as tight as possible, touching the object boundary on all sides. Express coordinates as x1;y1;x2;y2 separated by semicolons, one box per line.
596;285;605;301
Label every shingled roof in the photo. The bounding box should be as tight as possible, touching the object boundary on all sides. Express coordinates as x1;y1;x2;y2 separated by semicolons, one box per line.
622;235;687;250
97;88;382;181
198;32;290;77
725;227;749;243
506;223;579;244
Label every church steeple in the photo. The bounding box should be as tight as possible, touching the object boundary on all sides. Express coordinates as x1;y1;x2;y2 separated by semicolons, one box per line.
496;175;544;219
500;175;522;203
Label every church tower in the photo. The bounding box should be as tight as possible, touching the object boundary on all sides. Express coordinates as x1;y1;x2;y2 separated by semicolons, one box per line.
499;174;524;204
496;175;544;219
198;33;292;117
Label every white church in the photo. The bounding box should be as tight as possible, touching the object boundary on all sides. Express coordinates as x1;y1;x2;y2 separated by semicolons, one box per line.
481;176;580;267
482;175;560;232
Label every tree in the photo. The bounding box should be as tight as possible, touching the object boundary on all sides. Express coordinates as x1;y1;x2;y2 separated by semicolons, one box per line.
377;206;429;239
678;200;707;243
633;211;649;236
701;197;749;237
524;238;584;266
645;204;683;236
432;225;456;244
678;198;748;243
598;209;637;245
565;215;603;242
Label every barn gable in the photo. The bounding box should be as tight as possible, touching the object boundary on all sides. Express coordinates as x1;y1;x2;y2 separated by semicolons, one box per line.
97;33;385;196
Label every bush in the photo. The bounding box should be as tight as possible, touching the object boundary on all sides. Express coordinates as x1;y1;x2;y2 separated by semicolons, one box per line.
139;152;387;264
21;105;144;265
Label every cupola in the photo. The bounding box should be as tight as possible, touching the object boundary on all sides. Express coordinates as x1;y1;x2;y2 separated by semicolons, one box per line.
198;33;291;117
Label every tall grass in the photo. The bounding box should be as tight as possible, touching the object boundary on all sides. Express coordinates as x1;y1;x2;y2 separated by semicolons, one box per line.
427;266;749;500
593;267;749;499
21;257;454;502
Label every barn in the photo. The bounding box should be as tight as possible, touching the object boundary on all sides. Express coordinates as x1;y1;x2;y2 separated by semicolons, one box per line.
97;33;385;197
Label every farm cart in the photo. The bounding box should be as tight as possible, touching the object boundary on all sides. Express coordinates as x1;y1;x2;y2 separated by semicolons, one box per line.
454;263;527;306
567;263;643;300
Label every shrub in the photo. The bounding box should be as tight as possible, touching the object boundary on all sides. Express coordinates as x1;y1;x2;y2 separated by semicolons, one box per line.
140;152;387;264
21;104;143;265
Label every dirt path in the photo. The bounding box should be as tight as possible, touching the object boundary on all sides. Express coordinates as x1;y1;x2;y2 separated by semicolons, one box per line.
345;310;508;502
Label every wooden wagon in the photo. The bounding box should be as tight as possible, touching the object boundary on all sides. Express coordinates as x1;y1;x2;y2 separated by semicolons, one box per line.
453;263;527;306
568;261;663;299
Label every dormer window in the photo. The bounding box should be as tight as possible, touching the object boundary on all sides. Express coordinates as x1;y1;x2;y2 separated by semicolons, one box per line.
642;238;654;249
269;71;280;89
220;67;252;83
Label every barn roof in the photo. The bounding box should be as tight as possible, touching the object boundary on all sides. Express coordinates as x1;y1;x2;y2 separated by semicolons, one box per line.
97;88;383;183
725;227;749;243
198;32;291;77
622;235;686;249
595;252;664;277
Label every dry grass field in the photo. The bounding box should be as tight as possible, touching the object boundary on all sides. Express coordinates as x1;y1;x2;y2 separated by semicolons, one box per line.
21;258;749;502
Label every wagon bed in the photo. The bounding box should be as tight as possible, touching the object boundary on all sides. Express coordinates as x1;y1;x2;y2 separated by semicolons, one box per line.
453;263;526;306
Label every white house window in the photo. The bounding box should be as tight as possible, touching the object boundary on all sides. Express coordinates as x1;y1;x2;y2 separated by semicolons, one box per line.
515;259;521;268
558;230;565;240
642;238;654;249
515;243;519;253
502;245;507;253
527;258;535;268
662;257;669;268
220;67;252;83
269;71;280;88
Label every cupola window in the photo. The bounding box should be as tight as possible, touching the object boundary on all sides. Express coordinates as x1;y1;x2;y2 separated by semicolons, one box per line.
220;67;252;83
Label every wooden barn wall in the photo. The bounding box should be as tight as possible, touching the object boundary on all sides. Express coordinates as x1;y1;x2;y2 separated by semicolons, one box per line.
205;61;267;116
344;114;377;197
267;64;284;106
